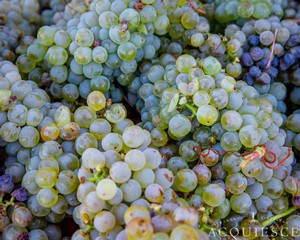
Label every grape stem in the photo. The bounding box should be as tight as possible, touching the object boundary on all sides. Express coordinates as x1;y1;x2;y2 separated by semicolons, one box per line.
266;28;278;69
0;196;14;215
189;0;206;14
261;206;297;228
184;103;197;118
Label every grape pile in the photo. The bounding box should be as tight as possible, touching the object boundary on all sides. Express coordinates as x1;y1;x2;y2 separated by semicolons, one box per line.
1;0;300;239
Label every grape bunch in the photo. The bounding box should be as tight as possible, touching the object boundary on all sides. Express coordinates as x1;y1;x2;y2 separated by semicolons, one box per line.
0;0;300;239
214;0;288;24
0;0;42;62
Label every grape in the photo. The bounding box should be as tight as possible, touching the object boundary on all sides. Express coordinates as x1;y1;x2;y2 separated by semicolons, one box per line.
37;188;59;208
196;105;219;126
169;114;191;138
174;169;197;193
170;224;200;240
93;211;116;233
96;179;117;201
203;184;225;207
225;173;247;195
35;167;57;188
230;193;252;214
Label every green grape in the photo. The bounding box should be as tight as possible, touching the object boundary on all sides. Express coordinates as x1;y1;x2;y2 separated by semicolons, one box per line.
230;193;252;214
94;211;116;233
37;26;57;46
111;161;132;184
106;104;127;123
54;106;71;127
237;1;254;18
140;5;157;23
39;159;60;174
22;170;41;195
125;149;146;171
221;110;242;131
75;28;94;47
27;43;48;62
154;15;170;34
35;167;57;188
170;224;199;240
124;206;151;225
169;114;191;138
176;54;197;74
119;9;140;30
201;56;222;76
92;46;108;64
82;148;106;170
126;218;153;240
109;24;130;44
19;126;40;148
242;159;262;177
102;133;123;152
87;91;106;112
54;30;71;48
212;198;231;219
0;122;21;142
239;125;261;148
181;10;199;30
203;184;225;207
174;169;197;193
89;119;111;140
143;148;162;169
263;178;284;199
198;75;215;91
74;47;93;65
37;188;59;208
210;88;229;110
99;11;118;29
47;46;68;66
82;61;103;79
16;54;36;73
74;106;97;128
191;33;205;47
117;42;137;61
272;196;289;214
196;105;219;126
96;179;117;200
75;133;98;156
225;173;247;195
56;170;79;195
253;1;271;19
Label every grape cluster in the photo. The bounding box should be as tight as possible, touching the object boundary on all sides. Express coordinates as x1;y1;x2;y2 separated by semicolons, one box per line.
214;0;288;24
1;0;300;239
0;0;42;62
